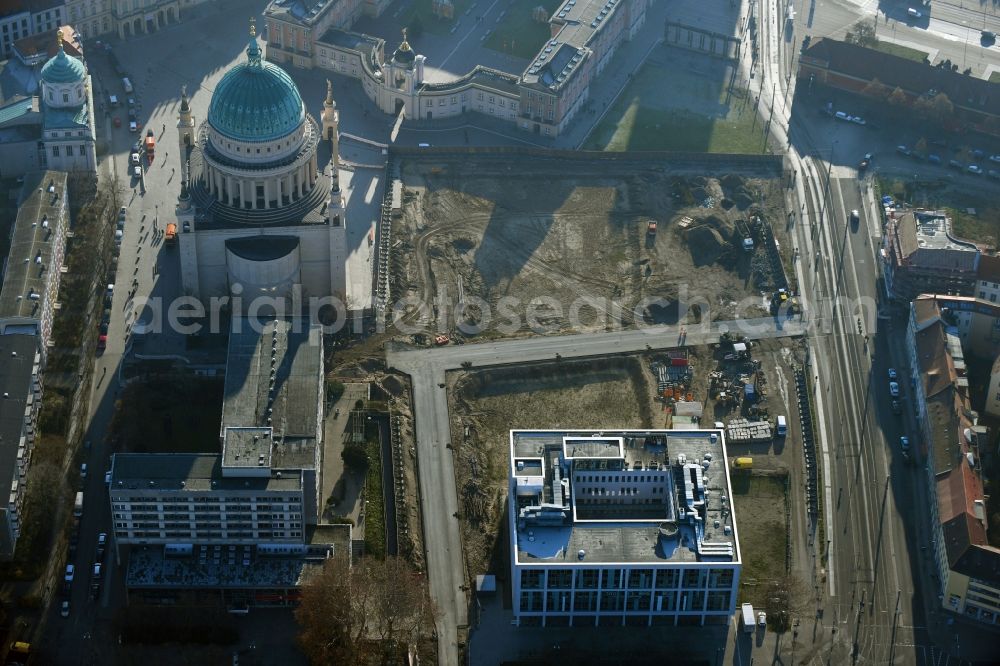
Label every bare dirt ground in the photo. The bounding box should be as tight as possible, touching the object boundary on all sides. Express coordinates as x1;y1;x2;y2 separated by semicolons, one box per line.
392;157;791;339
446;337;810;591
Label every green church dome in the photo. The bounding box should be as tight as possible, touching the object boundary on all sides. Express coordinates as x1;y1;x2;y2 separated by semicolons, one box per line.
41;34;86;84
208;33;304;142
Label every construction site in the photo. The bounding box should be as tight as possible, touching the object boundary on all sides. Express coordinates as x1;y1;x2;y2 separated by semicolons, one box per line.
389;151;792;339
446;331;817;609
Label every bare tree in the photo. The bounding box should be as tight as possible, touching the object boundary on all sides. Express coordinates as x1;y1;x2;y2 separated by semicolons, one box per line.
296;556;437;666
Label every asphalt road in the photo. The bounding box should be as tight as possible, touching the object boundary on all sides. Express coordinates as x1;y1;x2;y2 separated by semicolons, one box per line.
386;317;805;665
752;0;986;663
797;0;1000;76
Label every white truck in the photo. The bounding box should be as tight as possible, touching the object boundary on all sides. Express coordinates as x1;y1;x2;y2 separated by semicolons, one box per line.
73;491;84;517
741;603;755;633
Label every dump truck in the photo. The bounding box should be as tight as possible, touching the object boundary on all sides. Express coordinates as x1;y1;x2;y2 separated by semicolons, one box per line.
165;222;177;246
144;132;155;163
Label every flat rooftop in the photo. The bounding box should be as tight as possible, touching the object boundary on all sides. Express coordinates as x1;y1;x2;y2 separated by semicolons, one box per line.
0;171;66;321
912;211;978;252
110;453;303;493
221;318;322;450
511;429;740;565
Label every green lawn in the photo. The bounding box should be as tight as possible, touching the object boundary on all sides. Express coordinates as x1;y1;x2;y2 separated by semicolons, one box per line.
400;0;473;37
363;436;386;558
872;39;928;63
583;63;769;153
484;0;563;59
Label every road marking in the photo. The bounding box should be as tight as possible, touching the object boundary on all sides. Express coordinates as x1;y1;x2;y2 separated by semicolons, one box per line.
439;0;503;69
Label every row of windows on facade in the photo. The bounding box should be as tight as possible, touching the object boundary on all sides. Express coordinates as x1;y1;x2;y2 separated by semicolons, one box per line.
112;496;301;504
520;567;735;590
977;291;999;303
577;486;663;496
48;89;85;104
115;527;303;538
577;474;666;484
518;589;733;613
114;519;302;529
52;145;89;157
69;1;111;21
424;93;521;114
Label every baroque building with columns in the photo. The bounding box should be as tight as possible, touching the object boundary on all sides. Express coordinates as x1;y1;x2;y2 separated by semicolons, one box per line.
176;22;350;309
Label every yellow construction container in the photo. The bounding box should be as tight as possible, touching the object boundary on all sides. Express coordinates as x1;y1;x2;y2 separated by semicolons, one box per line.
732;457;753;469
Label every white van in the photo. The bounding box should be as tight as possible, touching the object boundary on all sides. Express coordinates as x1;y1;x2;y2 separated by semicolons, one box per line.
776;415;787;436
109;94;119;107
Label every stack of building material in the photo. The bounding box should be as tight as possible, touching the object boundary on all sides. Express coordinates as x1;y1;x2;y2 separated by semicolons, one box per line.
726;418;773;443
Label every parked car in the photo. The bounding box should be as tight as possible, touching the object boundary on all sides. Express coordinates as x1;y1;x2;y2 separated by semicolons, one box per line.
129;120;137;132
896;145;911;156
928;154;942;164
114;229;123;244
850;209;860;228
949;159;964;170
835;111;850;121
60;600;70;618
80;463;87;479
889;381;900;397
900;436;911;457
65;564;75;582
133;165;141;178
92;563;102;579
891;399;902;415
104;470;112;485
907;7;922;18
888;368;898;380
968;164;983;174
989;170;1000;180
131;153;139;165
850;116;866;125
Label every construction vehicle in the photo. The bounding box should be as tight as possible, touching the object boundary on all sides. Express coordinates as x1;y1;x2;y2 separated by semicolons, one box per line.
165;222;177;247
144;129;155;163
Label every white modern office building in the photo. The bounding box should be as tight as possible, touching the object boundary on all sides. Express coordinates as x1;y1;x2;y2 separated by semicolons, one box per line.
509;429;742;627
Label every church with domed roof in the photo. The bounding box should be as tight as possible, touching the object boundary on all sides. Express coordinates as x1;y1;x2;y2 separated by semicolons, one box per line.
36;30;97;173
176;19;349;309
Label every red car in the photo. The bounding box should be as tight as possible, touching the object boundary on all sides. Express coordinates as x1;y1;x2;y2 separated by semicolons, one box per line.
113;116;121;127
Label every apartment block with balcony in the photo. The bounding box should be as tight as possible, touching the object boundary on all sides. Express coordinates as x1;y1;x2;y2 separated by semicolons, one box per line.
509;429;741;628
906;299;1000;626
0;334;42;559
0;171;68;359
